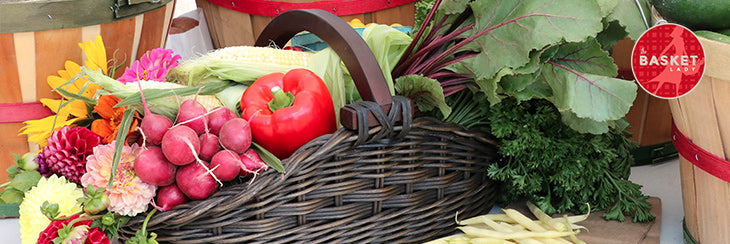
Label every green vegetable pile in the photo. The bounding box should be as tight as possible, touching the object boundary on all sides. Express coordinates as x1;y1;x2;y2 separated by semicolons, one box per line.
485;98;652;222
402;0;656;222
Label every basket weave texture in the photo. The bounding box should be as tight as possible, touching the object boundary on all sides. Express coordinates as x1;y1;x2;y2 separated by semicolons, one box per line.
119;9;499;243
120;112;498;243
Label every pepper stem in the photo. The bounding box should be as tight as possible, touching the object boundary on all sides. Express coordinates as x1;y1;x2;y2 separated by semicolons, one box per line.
268;86;295;112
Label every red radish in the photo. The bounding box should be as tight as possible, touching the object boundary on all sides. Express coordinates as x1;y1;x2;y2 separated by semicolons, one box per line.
198;133;220;162
210;150;241;181
136;82;173;145
239;149;268;177
207;107;238;136
162;126;200;166
176;99;208;135
134;147;177;186
219;118;252;154
176;161;218;200
153;184;188;211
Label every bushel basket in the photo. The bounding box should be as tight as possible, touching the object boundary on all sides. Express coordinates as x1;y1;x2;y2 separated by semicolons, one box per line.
119;9;498;243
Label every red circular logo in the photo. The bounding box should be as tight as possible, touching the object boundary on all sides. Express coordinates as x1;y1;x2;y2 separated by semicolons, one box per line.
631;23;705;99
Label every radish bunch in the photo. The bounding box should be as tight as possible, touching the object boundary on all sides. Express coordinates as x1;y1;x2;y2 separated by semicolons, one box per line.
133;86;267;211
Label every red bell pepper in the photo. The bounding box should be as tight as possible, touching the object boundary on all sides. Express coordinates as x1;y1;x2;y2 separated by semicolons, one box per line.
240;69;336;159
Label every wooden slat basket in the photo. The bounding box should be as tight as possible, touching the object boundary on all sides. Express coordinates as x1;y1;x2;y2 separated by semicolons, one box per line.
613;39;676;165
669;36;730;243
0;0;175;183
195;0;417;48
118;9;498;243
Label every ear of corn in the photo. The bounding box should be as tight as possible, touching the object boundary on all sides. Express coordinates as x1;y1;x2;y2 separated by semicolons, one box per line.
83;68;226;120
167;46;311;86
124;80;225;111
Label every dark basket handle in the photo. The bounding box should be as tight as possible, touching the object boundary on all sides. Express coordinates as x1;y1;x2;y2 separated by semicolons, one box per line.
254;9;404;130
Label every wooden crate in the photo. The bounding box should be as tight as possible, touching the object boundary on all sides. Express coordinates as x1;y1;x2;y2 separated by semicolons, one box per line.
0;0;175;183
195;0;417;48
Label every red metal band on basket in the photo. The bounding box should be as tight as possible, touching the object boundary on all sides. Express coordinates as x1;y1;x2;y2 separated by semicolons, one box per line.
206;0;417;17
672;122;730;182
0;102;54;123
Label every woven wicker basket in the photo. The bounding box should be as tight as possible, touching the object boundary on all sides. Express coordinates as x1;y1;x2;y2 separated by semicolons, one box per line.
119;9;498;243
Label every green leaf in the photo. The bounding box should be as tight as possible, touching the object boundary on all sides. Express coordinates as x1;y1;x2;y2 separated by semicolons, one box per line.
54;89;96;104
12;154;22;166
0;189;24;204
474;72;504;105
361;24;413;97
596;20;630;51
53;223;74;244
605;0;651;40
309;48;350;123
50;72;97;105
0;203;20;217
127;209;158;244
457;0;603;81
538;36;634;132
541;60;636;122
9;170;41;192
215;85;247;116
481;49;546;103
597;0;619;17
251;142;284;173
108;108;136;189
82;68;136;98
549;38;619;77
496;51;544;93
502;73;552;101
92;212;129;239
559;110;611;134
115;81;232;108
1;168;41;204
394;75;452;118
6;165;19;179
101;212;116;226
440;0;470;15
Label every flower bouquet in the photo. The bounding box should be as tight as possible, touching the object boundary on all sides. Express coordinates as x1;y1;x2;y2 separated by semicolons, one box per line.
2;35;282;244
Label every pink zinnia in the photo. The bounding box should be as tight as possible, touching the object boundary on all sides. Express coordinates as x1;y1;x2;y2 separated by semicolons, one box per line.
80;142;156;216
118;48;181;84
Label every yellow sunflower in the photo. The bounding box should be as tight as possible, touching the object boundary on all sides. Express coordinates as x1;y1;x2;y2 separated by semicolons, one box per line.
19;35;107;147
78;35;108;75
18;108;78;149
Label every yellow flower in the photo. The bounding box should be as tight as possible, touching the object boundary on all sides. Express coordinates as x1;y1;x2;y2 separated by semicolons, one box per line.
78;35;108;75
19;175;84;244
19;35;106;147
18;105;79;148
46;60;101;106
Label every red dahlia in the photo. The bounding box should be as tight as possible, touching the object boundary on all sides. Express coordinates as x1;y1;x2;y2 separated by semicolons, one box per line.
39;126;101;184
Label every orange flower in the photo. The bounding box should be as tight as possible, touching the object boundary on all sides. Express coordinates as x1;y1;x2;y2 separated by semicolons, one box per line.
91;95;138;144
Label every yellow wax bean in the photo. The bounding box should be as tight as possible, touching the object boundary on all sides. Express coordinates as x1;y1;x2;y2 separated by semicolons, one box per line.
527;202;566;231
503;209;547;232
459;226;575;239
